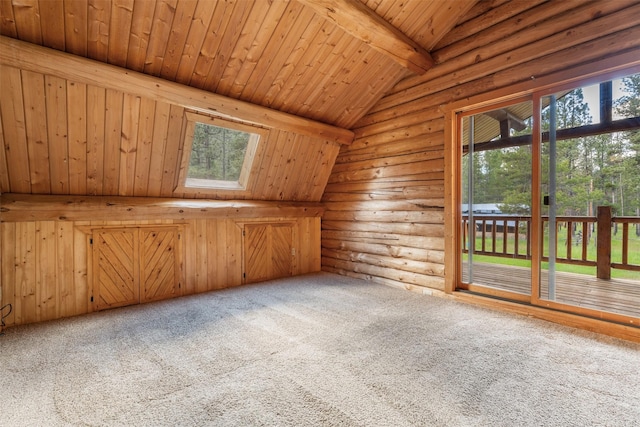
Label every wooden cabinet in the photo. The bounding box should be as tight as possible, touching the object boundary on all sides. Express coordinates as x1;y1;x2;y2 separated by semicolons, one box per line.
92;226;183;311
92;228;139;310
243;222;295;284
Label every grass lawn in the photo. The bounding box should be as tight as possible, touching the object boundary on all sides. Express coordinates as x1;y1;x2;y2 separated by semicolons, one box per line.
464;227;640;280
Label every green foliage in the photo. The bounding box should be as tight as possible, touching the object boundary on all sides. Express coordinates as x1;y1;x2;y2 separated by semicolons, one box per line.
464;76;639;219
188;123;250;182
614;75;640;216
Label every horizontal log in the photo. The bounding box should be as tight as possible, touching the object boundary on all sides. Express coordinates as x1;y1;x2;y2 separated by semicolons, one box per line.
328;159;444;184
354;102;443;133
323;238;445;264
0;36;354;145
327;172;444;188
321;187;445;202
433;0;546;51
321;230;444;250
338;134;443;161
331;150;443;173
321;257;445;290
345;120;443;151
354;106;443;138
322;209;444;224
374;7;640;112
0;193;324;222
324;179;443;194
322;248;444;277
322;220;444;237
324;199;444;212
433;0;633;65
335;137;444;165
321;266;445;296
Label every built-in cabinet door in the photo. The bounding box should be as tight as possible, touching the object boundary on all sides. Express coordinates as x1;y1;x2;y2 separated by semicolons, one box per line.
140;229;182;303
92;226;183;311
244;223;294;284
93;228;139;310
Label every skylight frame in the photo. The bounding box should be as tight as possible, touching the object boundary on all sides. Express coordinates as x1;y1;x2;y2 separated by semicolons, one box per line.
175;112;266;194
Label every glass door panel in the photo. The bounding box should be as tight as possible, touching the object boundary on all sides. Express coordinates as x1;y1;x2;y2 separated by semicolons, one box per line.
460;100;533;298
539;74;640;320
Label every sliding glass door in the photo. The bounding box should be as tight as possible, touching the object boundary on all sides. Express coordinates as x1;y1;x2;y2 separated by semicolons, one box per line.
458;70;640;324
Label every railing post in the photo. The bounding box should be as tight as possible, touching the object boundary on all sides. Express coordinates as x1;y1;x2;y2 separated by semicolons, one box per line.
597;206;612;280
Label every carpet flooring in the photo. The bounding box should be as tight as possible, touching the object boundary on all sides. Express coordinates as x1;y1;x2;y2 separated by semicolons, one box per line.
1;272;639;426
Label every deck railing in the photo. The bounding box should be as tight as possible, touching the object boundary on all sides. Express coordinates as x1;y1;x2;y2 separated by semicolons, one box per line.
462;206;640;279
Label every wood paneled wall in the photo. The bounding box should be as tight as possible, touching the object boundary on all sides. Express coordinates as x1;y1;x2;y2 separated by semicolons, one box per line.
0;64;342;200
322;1;640;292
1;199;321;327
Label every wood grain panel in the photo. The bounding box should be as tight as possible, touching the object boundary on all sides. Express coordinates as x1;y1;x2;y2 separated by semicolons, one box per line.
103;88;124;195
0;0;17;38
1;213;321;327
194;218;208;293
126;0;155;71
93;228;138;309
45;75;70;194
158;0;197;81
12;0;42;45
36;221;57;321
133;97;156;196
15;221;37;324
144;0;177;76
64;0;88;56
39;0;65;50
86;85;106;195
271;223;294;278
244;222;294;283
87;0;111;62
118;93;140;196
0;222;16;326
140;228;181;302
66;81;88;195
218;0;285;98
203;0;254;93
173;0;216;84
0;67;30;192
0;113;8;192
244;223;269;283
21;70;50;194
107;0;134;67
159;103;184;196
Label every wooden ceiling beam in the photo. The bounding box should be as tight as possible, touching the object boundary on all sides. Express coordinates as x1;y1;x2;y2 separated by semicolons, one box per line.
296;0;434;75
0;36;354;145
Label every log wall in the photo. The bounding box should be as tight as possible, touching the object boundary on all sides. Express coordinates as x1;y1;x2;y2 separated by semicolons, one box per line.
0;195;321;327
322;1;640;292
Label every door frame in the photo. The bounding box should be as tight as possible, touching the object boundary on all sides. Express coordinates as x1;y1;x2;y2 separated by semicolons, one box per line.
444;54;640;327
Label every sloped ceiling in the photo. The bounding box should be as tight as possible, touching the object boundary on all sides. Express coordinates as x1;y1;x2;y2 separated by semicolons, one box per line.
0;0;476;128
0;0;479;199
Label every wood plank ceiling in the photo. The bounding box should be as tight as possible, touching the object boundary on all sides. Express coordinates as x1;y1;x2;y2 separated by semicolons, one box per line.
0;0;477;199
0;0;473;128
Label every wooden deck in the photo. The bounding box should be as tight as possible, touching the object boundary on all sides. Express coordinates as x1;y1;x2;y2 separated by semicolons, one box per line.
463;262;640;319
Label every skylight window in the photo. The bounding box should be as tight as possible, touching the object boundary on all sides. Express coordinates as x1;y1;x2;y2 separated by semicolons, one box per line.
177;113;264;192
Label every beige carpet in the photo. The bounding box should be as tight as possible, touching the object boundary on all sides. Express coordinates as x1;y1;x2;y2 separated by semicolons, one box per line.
1;272;639;426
